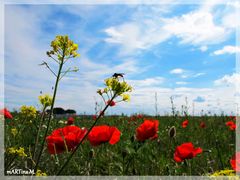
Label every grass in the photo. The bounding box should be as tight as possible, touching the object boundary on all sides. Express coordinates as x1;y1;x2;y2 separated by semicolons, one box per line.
4;114;236;176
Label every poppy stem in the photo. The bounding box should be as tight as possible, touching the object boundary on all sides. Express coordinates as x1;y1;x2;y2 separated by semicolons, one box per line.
188;160;192;175
56;93;117;175
210;117;224;170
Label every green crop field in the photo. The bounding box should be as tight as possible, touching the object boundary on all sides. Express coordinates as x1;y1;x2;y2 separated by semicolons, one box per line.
4;113;237;176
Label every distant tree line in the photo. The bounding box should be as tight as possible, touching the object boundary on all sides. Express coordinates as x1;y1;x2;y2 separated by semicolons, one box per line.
46;107;76;115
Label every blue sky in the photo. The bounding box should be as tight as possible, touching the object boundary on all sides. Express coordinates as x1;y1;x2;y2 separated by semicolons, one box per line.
3;1;240;115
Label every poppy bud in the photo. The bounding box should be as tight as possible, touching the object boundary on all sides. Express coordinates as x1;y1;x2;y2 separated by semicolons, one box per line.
122;149;127;159
67;117;74;125
106;100;116;107
130;135;135;143
92;115;97;120
89;149;95;159
168;126;176;138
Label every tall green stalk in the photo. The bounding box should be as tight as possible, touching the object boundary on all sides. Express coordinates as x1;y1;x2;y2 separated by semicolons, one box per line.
34;49;65;172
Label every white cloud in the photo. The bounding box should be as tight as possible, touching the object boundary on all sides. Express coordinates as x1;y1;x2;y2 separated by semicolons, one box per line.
170;68;184;74
105;25;144;50
104;1;237;55
127;77;165;88
176;81;188;85
199;46;208;52
222;11;239;29
214;73;240;87
193;72;206;77
213;45;240;55
163;11;227;45
103;5;177;55
170;69;205;79
124;85;236;115
180;75;189;79
104;21;171;55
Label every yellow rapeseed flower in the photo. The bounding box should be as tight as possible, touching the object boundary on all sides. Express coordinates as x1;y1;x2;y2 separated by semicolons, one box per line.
105;78;114;88
36;169;47;176
47;35;80;60
210;169;240;180
20;105;37;119
11;128;18;137
38;94;52;108
7;147;27;157
16;147;27;157
104;77;132;95
211;169;235;176
7;147;17;154
122;94;130;102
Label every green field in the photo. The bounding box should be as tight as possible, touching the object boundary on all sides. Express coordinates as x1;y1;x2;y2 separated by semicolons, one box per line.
4;114;236;176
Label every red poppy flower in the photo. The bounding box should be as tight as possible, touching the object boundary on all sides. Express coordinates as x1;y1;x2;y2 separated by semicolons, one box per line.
136;119;159;141
137;114;143;119
88;125;121;146
67;117;74;125
92;115;97;120
230;124;236;130
230;152;240;172
46;125;87;154
182;120;189;128
106;100;116;107
226;121;236;131
230;116;237;120
200;122;206;128
130;116;136;121
226;121;234;126
174;142;202;162
0;108;13;119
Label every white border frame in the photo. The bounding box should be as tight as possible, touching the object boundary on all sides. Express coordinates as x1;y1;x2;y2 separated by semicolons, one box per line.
1;0;239;179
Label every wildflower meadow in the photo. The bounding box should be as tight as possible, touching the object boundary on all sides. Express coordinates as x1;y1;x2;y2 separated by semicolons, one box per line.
2;35;239;177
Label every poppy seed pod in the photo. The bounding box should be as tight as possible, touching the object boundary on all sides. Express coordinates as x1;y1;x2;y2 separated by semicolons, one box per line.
168;126;176;138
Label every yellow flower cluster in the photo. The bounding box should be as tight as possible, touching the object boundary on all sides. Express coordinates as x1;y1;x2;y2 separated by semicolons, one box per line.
104;77;132;96
47;35;80;60
7;147;27;157
210;169;237;178
11;128;18;137
8;147;17;154
38;94;52;108
121;94;130;102
20;105;37;119
36;169;47;176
